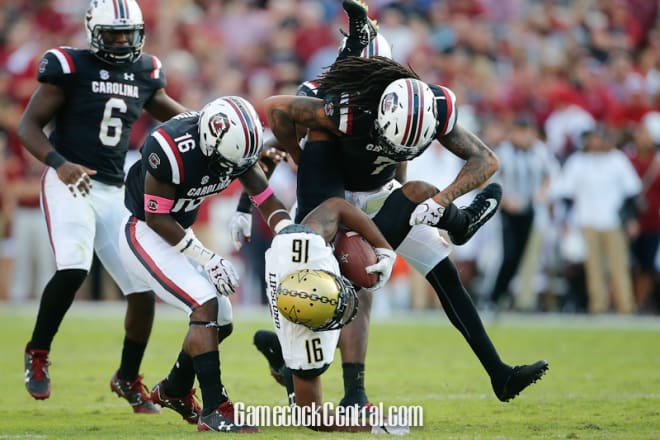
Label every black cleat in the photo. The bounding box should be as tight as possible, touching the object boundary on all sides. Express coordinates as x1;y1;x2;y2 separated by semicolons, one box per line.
494;360;549;402
342;0;378;46
24;343;51;400
449;183;502;245
197;401;259;433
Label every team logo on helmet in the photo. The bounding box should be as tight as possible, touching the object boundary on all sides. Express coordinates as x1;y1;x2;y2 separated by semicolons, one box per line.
380;92;398;115
208;113;231;141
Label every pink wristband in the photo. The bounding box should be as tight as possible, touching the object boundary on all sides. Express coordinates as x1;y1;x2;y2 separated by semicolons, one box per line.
144;195;175;213
249;186;274;207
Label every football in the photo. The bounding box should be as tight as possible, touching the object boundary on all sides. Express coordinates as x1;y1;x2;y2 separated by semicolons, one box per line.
333;229;378;289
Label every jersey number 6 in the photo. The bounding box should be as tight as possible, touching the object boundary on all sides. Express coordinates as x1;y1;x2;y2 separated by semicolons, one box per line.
99;97;127;147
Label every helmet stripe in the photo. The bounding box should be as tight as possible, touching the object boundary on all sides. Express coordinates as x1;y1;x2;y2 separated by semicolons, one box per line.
411;81;426;146
117;0;126;19
225;98;257;159
401;79;416;147
408;79;421;147
124;0;130;19
236;98;259;158
112;0;119;19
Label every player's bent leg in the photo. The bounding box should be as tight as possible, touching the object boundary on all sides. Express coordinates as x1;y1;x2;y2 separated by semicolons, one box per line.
426;257;548;401
25;268;88;400
338;289;372;407
187;300;258;433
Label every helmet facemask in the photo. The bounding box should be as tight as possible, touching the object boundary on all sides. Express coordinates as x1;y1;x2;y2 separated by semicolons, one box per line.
89;25;144;64
372;118;435;161
85;0;145;65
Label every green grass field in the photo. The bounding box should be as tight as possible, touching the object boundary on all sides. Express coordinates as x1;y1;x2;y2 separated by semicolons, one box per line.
1;302;659;439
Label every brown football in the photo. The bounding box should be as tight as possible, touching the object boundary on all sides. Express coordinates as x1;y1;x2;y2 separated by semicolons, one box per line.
333;229;378;289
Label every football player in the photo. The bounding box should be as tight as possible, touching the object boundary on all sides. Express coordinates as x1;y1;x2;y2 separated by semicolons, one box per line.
19;0;187;411
256;2;549;405
119;96;291;432
254;197;405;432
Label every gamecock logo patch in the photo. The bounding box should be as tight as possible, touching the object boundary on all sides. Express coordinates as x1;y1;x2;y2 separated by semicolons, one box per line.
208;113;231;140
148;153;160;169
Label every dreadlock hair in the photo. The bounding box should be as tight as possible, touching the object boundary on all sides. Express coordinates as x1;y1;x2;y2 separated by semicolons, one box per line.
315;56;420;112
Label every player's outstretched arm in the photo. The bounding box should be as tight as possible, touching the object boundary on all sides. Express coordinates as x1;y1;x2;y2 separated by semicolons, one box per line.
264;95;341;163
304;197;391;252
238;164;291;233
434;124;500;206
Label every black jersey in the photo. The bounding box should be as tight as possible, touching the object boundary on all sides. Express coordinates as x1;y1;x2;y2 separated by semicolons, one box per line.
37;47;166;186
124;112;234;229
310;83;458;192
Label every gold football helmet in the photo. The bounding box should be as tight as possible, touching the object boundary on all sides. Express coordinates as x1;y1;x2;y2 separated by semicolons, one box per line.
276;269;358;331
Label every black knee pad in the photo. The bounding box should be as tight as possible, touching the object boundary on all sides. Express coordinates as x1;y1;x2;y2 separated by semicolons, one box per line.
372;188;418;248
217;323;233;342
253;329;280;351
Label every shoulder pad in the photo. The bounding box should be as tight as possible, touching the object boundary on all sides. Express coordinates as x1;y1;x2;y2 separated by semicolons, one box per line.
143;126;184;184
37;47;77;83
297;81;322;97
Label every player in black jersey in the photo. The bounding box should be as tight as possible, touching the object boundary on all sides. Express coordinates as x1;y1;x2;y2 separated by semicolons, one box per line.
256;1;548;406
19;0;187;412
120;96;291;432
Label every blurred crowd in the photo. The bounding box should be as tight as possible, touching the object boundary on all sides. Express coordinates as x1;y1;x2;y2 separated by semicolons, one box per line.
1;0;659;315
